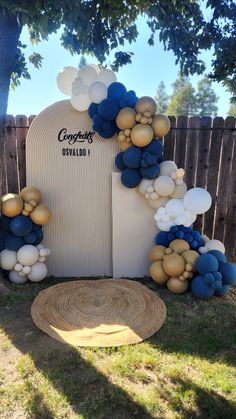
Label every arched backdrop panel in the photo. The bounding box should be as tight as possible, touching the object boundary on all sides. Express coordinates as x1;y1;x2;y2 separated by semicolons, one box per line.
26;100;118;276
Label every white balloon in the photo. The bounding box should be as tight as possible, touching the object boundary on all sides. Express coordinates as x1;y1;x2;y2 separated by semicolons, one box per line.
183;188;212;214
201;234;209;243
72;77;88;95
156;220;174;232
17;245;39;266
88;81;107;104
0;249;17;270
205;239;225;254
138;178;154;195
38;256;46;262
14;263;23;272
170;182;187;199
159;161;177;176
77;65;98;87
89;64;100;73
22;265;31;275
39;248;48;257
148;196;169;210
154;176;175;196
71;93;91;111
98;69;117;87
166;199;184;218
28;262;48;282
9;270;28;284
56;66;78;96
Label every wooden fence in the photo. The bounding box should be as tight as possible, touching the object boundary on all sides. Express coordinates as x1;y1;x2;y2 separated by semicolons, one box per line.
1;115;236;260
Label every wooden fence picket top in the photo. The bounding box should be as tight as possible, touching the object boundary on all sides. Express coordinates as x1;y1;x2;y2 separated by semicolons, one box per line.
5;115;19;194
15;115;27;191
175;115;188;169
185;116;201;190
164;116;176;161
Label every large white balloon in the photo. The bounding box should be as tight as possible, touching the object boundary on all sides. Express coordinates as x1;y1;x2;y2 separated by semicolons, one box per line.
17;245;39;266
56;66;78;96
77;65;98;87
28;262;48;282
183;188;212;214
88;81;107;103
72;77;88;95
0;249;17;270
9;270;28;284
205;239;225;253
98;69;117;87
71;93;91;111
166;199;185;218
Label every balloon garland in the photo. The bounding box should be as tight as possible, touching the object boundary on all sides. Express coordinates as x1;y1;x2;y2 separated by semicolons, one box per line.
0;187;52;284
56;64;236;298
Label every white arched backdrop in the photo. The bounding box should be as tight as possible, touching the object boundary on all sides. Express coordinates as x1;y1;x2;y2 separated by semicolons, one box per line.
26;100;156;277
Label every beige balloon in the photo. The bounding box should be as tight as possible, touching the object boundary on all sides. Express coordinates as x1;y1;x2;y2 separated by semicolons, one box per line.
152;115;171;137
148;196;169;210
149;261;169;284
30;204;52;225
149;245;166;262
20;186;42;204
138;178;154;195
1;193;24;217
116;107;136;130
163;253;185;277
154;176;175;196
131;124;153;147
160;160;177;176
118;139;132;151
182;250;199;270
169;239;190;255
167;277;189;294
135;96;157;116
170;182;187;199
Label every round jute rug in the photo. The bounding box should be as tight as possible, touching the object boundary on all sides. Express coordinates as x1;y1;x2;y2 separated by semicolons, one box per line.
31;279;166;347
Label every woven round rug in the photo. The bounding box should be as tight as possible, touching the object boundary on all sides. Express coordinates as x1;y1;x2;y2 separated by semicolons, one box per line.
31;279;166;347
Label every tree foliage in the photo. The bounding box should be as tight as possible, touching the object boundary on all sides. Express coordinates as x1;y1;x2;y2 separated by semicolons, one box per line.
155;81;169;114
196;76;218;117
228;102;236;116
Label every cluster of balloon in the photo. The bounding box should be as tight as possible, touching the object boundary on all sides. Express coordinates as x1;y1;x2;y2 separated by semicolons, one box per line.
0;187;52;284
149;240;199;293
139;160;186;209
191;251;236;298
156;225;205;250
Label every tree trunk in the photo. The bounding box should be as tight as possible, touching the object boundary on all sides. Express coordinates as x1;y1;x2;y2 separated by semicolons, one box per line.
0;10;22;293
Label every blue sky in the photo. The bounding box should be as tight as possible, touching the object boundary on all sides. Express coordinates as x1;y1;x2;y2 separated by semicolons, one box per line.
8;16;230;117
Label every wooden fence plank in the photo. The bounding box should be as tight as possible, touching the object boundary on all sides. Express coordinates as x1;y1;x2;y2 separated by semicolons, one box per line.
164;116;176;160
204;117;224;239
225;126;236;261
194;116;212;232
214;117;236;243
5;115;19;193
175;116;188;169
185;117;201;189
0;117;7;195
15;115;28;190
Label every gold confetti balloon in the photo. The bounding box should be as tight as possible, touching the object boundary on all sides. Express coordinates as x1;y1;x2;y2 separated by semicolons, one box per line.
167;277;189;294
116;107;136;130
1;193;24;217
135;96;157;116
131;124;153;147
30;204;52;225
149;261;169;284
152;115;171;137
20;186;42;205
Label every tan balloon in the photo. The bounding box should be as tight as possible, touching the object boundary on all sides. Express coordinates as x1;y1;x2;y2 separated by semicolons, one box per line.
118;139;132;151
154;176;175;196
135;96;157;116
169;239;190;255
30;204;52;225
1;194;24;217
163;253;185;277
149;261;169;284
152;115;170;137
149;245;166;262
170;182;187;199
167;277;189;294
20;186;42;204
148;196;169;210
182;250;199;270
131;124;153;147
160;160;177;176
116;107;136;130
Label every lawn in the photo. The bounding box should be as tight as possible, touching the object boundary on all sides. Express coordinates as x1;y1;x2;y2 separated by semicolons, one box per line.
0;277;235;419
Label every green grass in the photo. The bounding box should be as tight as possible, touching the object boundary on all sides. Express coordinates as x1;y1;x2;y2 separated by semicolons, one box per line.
0;277;235;418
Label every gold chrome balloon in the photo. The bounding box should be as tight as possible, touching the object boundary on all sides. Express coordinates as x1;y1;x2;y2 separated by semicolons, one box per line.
20;186;42;205
130;124;153;147
116;107;136;130
152;114;170;137
30;204;52;225
1;193;24;217
135;96;157;116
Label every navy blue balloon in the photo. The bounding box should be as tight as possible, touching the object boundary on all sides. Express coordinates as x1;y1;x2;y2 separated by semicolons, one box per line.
155;231;169;247
123;147;142;169
204;272;215;285
121;169;142;188
10;215;32;237
98;99;120;121
0;215;11;232
35;229;44;239
140;164;160;179
32;223;42;231
208;250;227;263
144;139;163;158
191;275;215;299
115;152;126;171
5;233;24;251
196;253;219;275
214;284;230;297
219;262;236;285
24;232;37;244
88;102;99;118
108;82;127;100
93;113;103;125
